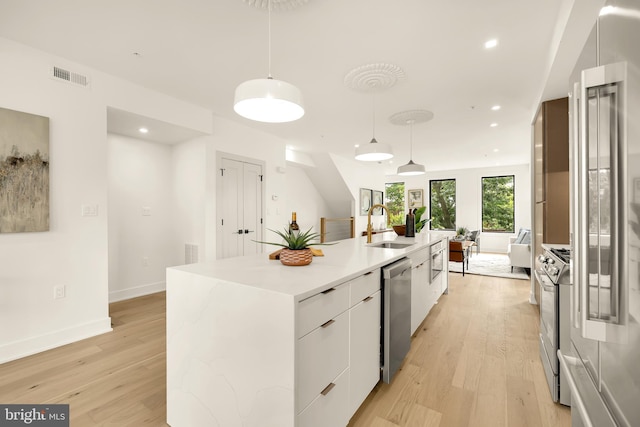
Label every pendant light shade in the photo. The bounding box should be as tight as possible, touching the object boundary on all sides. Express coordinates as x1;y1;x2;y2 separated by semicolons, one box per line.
234;78;304;123
396;117;426;176
397;159;425;176
355;94;393;161
233;0;304;123
355;138;394;161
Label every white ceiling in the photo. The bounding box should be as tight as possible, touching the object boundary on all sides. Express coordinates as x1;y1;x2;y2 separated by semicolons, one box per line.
0;0;584;174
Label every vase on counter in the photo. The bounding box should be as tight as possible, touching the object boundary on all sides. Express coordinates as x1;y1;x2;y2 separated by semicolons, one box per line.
279;248;313;266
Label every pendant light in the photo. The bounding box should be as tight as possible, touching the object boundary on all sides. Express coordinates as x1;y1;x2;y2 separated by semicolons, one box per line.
397;119;425;175
234;0;304;123
355;95;393;161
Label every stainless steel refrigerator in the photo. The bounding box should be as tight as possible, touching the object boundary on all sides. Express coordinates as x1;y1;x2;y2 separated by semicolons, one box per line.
560;1;640;426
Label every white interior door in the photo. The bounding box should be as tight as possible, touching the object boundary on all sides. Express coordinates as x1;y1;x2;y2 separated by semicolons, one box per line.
220;157;263;259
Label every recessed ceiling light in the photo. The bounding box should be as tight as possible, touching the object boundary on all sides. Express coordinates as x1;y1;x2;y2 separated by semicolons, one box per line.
490;123;498;127
139;127;149;134
493;148;500;152
484;39;498;49
491;105;501;111
354;144;360;148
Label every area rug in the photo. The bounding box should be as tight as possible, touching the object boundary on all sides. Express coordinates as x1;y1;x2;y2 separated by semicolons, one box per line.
449;253;530;280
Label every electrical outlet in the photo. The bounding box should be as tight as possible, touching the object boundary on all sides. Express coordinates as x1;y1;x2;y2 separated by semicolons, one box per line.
142;257;149;267
142;207;151;216
81;204;98;217
54;285;66;299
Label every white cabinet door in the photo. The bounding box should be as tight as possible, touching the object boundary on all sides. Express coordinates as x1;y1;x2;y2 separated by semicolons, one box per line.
411;262;430;334
348;290;381;417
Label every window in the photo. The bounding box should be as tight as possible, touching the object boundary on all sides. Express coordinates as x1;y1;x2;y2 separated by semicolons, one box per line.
385;182;405;225
482;175;515;232
429;179;456;230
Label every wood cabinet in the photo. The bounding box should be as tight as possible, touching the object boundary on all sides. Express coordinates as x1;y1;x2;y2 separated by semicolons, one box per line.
533;97;570;255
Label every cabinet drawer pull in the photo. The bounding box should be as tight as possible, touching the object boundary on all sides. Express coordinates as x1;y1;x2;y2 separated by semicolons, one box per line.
321;288;336;294
364;271;373;276
320;382;336;396
320;319;335;328
363;296;373;302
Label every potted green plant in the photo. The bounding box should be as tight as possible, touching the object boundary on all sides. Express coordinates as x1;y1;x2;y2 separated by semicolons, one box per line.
255;227;336;266
456;226;468;240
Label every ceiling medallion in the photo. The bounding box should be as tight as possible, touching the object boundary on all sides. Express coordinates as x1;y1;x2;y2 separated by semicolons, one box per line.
388;110;434;126
344;63;406;93
242;0;310;11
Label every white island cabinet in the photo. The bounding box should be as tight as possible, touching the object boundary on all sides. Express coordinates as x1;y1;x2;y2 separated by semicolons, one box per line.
167;234;445;427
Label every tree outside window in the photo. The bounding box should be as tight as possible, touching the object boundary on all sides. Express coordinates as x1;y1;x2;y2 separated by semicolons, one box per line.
430;179;456;230
482;175;515;232
385;182;405;225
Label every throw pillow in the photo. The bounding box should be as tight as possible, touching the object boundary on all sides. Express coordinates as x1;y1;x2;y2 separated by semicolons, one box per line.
514;228;527;244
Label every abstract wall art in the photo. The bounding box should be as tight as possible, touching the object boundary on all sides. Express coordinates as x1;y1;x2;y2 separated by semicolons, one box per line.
0;107;50;233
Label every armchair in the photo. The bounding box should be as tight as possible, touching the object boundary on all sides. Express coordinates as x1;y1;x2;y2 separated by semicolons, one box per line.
508;228;531;272
449;240;469;276
467;230;480;255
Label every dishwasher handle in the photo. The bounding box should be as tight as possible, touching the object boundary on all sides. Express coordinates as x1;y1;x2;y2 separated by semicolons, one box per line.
383;258;412;279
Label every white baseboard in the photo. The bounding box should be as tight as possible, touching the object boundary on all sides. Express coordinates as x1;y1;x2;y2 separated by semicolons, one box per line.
0;317;112;364
109;281;166;303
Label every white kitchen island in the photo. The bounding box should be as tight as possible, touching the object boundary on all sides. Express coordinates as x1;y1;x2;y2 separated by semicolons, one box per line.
166;233;447;427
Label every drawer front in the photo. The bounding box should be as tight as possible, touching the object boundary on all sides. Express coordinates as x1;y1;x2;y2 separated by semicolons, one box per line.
349;269;380;307
409;247;430;266
297;367;349;427
297;310;349;413
298;283;349;339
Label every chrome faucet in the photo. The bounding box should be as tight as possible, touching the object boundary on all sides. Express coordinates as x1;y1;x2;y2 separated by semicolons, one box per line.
366;204;390;243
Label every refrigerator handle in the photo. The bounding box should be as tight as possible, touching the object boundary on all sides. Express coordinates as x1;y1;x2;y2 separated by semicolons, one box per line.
571;81;581;330
579;62;628;344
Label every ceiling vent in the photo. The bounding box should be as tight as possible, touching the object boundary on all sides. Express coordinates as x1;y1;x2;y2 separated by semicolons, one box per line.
50;66;90;88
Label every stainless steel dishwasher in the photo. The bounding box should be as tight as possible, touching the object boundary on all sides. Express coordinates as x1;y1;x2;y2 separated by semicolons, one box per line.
382;257;412;383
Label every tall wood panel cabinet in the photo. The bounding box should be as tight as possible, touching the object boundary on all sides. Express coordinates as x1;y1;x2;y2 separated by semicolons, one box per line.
533;97;570;256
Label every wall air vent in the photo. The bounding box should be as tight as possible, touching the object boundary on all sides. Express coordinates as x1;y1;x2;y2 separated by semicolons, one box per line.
50;66;90;88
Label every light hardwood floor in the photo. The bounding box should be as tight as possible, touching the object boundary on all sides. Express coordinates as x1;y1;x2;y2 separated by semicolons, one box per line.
0;274;570;426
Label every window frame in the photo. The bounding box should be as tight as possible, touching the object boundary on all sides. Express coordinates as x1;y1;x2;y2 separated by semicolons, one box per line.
481;174;515;233
429;178;456;231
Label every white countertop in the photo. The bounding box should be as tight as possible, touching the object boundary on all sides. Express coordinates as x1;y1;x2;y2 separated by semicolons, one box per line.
169;232;445;300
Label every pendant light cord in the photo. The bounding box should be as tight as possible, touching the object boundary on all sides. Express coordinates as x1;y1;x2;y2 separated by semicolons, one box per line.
371;94;376;139
267;0;272;78
409;120;414;159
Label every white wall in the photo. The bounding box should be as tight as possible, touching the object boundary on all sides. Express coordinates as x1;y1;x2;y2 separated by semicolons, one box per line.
330;154;387;236
107;134;178;302
285;165;333;233
172;137;207;265
0;37;213;363
387;163;531;253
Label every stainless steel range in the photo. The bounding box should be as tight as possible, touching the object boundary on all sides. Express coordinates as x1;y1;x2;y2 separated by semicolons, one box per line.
536;244;571;406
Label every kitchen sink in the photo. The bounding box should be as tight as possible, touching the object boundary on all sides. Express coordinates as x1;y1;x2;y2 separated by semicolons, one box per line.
368;242;415;249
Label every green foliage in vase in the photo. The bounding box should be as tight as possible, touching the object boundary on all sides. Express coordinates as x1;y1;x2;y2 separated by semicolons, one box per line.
456;226;468;237
254;227;337;250
414;206;429;233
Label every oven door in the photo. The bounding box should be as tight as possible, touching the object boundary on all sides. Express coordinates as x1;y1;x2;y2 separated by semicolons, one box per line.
537;269;558;370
